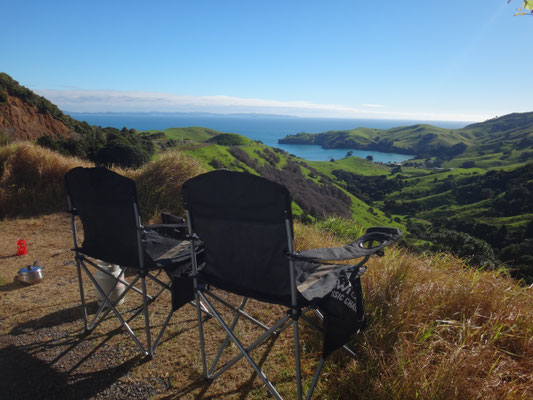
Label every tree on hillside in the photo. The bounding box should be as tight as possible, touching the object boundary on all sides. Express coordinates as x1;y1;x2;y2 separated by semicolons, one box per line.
508;0;533;15
96;141;149;168
429;229;498;269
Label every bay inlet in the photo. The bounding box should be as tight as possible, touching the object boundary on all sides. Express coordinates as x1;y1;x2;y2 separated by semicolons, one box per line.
68;113;469;163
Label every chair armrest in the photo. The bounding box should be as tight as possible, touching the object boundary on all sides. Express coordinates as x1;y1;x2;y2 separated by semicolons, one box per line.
145;223;187;230
145;222;188;240
160;212;185;225
292;227;402;262
144;212;188;240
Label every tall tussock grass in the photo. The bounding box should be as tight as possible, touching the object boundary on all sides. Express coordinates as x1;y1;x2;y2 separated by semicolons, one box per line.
0;143;205;219
295;224;533;399
131;150;206;221
0;143;90;217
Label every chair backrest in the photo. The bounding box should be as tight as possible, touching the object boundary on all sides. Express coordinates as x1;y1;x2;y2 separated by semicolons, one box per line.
65;167;143;269
182;170;294;305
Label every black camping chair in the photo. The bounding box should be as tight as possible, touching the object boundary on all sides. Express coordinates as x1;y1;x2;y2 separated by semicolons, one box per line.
182;170;402;400
65;166;202;357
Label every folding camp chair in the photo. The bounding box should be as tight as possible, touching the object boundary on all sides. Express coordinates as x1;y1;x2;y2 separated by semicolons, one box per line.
182;170;402;400
65;166;202;357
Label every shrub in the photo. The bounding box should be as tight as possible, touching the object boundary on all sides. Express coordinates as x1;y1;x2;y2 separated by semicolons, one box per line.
428;229;498;269
96;141;149;168
209;158;224;169
207;133;251;146
461;160;477;168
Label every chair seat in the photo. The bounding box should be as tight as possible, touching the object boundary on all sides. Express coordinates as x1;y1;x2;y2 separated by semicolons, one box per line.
143;230;199;272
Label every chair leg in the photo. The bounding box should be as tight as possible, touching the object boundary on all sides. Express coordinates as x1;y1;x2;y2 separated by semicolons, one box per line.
80;262;148;355
87;275;142;332
73;255;180;358
194;282;209;378
141;275;153;358
204;291;270;331
198;291;283;400
209;313;292;381
209;297;248;375
151;308;175;354
293;317;303;400
305;358;325;400
75;258;89;332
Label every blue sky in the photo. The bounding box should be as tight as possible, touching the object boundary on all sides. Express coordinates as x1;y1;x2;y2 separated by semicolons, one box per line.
2;0;532;121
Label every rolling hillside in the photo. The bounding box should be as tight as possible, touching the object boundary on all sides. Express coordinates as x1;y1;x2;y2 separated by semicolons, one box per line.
279;112;533;168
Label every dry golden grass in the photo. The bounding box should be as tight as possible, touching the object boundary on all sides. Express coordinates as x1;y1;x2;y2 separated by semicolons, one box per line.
129;150;207;221
0;142;91;217
293;227;533;400
0;143;205;221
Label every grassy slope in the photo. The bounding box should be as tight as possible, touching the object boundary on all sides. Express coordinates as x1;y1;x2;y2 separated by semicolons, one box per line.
184;142;395;227
297;227;533;399
155;126;221;142
309;156;390;177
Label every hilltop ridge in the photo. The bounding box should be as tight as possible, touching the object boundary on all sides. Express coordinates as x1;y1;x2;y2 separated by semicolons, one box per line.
0;73;95;141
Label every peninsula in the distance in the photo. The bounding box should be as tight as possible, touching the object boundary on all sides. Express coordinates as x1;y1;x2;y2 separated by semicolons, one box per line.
278;112;533;159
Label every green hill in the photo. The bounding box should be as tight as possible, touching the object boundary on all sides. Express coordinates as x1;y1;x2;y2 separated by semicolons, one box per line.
279;112;533;168
328;160;533;281
182;141;395;227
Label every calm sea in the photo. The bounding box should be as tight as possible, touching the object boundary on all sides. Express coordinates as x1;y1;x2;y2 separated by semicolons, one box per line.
68;113;470;163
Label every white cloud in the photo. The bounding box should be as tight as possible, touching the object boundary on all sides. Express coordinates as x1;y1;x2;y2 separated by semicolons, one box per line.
36;89;489;122
362;104;385;108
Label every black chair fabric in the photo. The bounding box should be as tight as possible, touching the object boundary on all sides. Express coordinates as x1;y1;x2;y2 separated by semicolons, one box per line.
65;167;142;268
183;170;295;305
65;167;195;272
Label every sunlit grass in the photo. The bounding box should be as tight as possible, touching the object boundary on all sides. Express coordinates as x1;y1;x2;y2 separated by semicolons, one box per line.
294;224;533;399
0;143;205;221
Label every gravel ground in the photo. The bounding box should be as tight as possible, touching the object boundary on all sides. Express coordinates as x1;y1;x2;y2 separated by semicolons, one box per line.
0;213;303;400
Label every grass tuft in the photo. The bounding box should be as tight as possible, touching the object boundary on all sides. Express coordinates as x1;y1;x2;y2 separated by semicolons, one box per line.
0;142;91;217
0;143;206;221
130;149;207;221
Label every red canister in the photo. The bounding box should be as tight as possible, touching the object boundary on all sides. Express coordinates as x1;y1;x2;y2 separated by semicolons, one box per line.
17;239;27;256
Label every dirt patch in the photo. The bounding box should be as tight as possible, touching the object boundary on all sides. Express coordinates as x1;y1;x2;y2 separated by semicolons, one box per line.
0;213;317;399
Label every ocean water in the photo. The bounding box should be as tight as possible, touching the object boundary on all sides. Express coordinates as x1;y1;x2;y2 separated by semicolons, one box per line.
69;113;470;162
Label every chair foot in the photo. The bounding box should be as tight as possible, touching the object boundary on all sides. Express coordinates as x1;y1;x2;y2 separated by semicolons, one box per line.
80;328;93;338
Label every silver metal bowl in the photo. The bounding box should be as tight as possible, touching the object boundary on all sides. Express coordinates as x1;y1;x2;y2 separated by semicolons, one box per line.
17;261;43;284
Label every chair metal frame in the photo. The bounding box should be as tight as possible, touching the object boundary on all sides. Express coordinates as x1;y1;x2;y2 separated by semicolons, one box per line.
186;210;367;400
67;197;180;357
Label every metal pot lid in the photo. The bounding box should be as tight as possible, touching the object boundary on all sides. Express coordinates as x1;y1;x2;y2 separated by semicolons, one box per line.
18;261;42;275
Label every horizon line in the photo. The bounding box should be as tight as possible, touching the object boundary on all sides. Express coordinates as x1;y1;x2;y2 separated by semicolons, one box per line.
36;88;494;123
64;110;477;124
